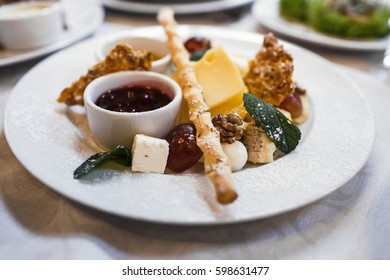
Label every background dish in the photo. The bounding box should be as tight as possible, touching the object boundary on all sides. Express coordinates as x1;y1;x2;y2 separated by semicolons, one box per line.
0;0;104;67
4;26;375;225
102;0;254;14
252;0;389;51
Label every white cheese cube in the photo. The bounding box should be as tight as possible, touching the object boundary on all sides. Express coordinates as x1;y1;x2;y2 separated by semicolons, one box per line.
131;134;169;174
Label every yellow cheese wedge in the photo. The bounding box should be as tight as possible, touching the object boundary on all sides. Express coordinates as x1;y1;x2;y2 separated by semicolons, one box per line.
194;47;247;117
210;93;246;118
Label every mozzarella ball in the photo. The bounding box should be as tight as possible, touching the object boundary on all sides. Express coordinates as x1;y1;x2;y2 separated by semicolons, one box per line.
222;141;248;172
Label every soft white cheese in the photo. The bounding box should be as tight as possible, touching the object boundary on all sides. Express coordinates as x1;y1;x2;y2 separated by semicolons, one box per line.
222;141;248;172
131;134;169;174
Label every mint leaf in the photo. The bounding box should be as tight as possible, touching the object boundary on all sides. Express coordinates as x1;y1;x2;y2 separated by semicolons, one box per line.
74;145;131;179
243;93;301;154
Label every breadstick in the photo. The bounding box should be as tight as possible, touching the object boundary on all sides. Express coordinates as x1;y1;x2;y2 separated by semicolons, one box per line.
157;7;238;204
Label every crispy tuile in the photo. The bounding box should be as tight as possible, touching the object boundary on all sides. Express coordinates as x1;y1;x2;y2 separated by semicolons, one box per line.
57;44;152;106
244;33;295;106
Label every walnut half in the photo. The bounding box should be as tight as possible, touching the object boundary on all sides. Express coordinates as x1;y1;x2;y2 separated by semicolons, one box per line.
212;113;244;144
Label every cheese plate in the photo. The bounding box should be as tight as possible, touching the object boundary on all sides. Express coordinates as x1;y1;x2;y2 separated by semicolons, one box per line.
4;26;374;224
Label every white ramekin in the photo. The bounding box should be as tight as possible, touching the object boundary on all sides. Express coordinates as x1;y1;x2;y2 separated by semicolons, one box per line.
83;71;182;150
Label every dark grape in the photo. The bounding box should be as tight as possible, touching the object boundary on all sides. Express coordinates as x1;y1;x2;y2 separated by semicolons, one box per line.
165;123;203;173
184;36;211;53
279;91;303;118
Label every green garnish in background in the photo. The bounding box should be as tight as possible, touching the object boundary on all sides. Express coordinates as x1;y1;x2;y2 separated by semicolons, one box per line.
243;93;301;154
74;145;132;179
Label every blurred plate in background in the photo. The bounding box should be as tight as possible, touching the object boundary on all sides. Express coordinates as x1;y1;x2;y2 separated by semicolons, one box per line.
0;0;104;67
102;0;254;14
252;0;389;51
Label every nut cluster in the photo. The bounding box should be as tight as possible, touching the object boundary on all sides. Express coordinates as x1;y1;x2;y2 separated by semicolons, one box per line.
212;113;244;144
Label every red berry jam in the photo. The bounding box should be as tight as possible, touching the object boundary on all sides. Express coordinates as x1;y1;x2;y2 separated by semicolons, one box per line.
95;85;172;113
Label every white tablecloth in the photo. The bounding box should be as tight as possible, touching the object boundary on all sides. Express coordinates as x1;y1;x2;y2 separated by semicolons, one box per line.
1;2;390;260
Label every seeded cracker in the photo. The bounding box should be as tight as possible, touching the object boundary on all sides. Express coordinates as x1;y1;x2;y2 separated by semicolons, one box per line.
157;7;237;204
57;44;152;106
244;33;295;106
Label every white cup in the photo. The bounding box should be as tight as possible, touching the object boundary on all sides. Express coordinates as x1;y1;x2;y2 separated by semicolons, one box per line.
0;1;64;49
83;71;182;150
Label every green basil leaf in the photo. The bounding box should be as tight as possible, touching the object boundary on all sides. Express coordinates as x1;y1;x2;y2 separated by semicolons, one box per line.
73;145;131;179
243;93;301;154
190;49;208;61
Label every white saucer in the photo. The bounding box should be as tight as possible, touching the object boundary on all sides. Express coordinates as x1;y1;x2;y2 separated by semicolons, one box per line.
0;0;104;67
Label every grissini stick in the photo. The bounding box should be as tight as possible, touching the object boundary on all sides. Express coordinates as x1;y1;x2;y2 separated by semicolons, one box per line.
157;7;238;204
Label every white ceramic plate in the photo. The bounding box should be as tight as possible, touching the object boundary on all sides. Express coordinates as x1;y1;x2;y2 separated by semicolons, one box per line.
4;26;375;225
252;0;389;51
102;0;254;14
0;0;104;67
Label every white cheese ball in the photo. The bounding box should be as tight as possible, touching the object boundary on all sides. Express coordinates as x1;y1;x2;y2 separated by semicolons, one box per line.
222;141;248;172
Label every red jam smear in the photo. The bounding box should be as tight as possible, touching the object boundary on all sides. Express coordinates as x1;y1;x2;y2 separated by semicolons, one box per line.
95;85;172;113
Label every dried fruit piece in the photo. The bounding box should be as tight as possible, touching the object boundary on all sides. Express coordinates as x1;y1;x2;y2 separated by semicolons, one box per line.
165;123;203;173
184;36;211;53
184;36;212;61
279;90;303;118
